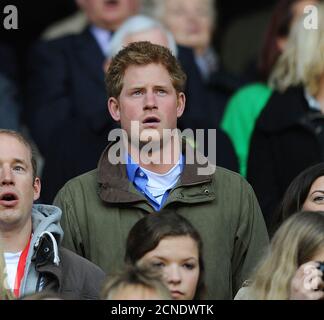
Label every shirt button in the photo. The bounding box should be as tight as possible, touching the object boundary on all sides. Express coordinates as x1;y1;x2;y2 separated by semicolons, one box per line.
139;172;144;177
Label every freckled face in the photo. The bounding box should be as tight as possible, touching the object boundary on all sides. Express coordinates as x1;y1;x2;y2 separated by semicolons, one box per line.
108;63;185;145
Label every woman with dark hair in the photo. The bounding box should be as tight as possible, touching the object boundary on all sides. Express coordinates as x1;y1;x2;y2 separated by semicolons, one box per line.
221;0;318;177
270;163;324;235
125;212;205;300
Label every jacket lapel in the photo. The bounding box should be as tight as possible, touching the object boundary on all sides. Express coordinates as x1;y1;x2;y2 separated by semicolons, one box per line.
74;27;106;86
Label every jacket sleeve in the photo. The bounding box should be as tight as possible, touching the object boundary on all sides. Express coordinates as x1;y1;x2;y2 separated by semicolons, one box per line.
53;185;85;258
59;248;106;300
26;40;73;155
231;179;269;296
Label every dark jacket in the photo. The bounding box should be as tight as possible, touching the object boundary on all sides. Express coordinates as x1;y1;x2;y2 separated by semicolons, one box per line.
26;27;114;155
0;74;20;130
54;142;269;300
247;87;324;226
20;204;106;299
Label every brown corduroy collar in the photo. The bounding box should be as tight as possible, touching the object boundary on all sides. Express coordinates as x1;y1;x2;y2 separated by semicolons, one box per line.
97;140;214;204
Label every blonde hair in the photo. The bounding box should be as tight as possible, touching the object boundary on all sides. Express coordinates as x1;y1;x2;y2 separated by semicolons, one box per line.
248;211;324;300
101;264;171;300
269;3;324;96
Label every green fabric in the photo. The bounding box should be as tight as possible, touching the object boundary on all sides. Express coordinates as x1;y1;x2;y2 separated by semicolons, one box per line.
54;166;269;300
220;83;272;177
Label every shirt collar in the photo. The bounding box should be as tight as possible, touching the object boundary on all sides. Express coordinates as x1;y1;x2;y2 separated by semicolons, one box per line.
90;25;112;56
195;47;219;80
126;154;139;183
126;153;184;183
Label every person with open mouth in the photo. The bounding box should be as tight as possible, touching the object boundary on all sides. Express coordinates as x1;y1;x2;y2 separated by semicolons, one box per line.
0;129;106;299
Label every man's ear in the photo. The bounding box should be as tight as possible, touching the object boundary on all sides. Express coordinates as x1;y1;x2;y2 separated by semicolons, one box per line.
33;177;41;202
108;97;121;121
176;92;186;118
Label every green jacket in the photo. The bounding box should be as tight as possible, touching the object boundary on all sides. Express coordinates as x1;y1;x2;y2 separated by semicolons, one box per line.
54;144;269;299
221;83;272;177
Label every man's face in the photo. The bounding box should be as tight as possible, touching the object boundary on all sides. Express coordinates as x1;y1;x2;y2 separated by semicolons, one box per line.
77;0;140;31
163;0;213;55
0;134;40;231
108;63;185;147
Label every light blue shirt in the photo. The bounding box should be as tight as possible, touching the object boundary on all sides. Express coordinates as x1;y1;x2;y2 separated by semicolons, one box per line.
90;25;112;57
126;154;184;211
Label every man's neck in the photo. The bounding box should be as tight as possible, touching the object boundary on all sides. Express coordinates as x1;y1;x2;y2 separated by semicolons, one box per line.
128;137;182;174
0;219;32;253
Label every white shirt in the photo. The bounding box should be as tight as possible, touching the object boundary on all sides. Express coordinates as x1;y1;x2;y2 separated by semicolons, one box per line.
90;25;112;57
141;158;182;205
4;251;22;291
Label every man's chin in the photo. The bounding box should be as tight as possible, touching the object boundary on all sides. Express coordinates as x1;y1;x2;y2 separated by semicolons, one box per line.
138;138;162;151
0;209;19;225
137;128;160;145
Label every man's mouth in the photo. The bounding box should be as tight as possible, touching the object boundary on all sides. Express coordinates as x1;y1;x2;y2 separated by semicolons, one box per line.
142;116;161;126
0;192;19;207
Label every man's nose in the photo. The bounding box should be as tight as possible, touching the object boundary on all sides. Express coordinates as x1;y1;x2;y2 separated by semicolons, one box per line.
166;265;182;284
0;166;14;186
143;91;157;110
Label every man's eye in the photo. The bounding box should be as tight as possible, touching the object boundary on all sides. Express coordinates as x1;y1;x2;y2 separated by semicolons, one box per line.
157;90;167;96
13;166;24;172
132;90;142;96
